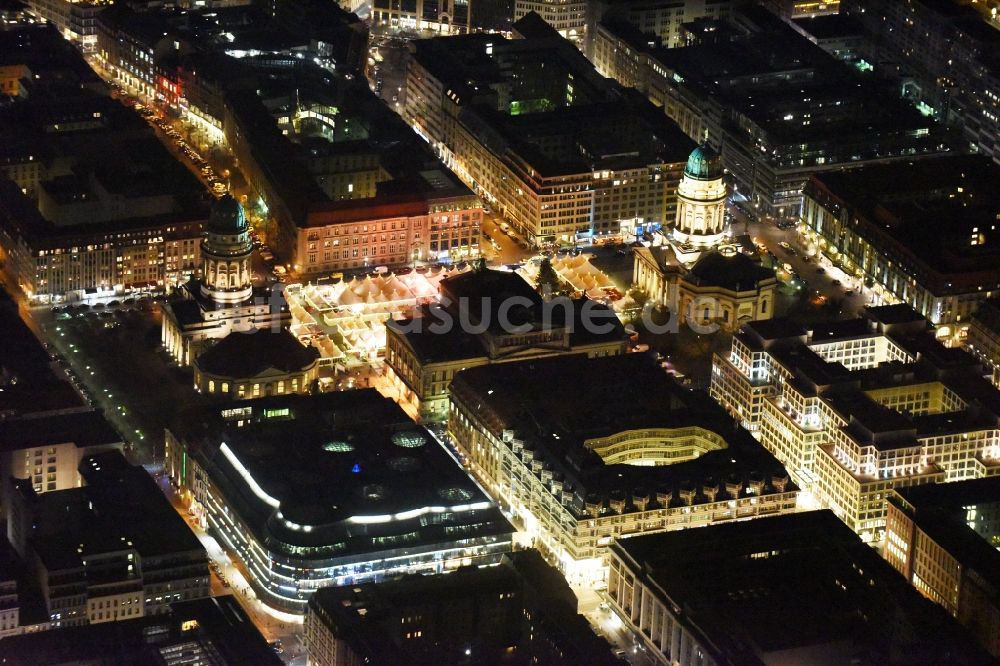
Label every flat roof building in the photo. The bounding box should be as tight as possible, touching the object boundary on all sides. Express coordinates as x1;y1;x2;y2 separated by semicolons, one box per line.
305;549;619;665
710;306;1000;541
802;155;1000;335
608;510;988;666
0;596;281;664
0;411;123;519
884;477;1000;658
0;33;208;304
5;451;209;630
404;18;695;246
590;6;954;219
967;298;1000;388
166;390;513;613
385;267;628;420
448;353;798;585
842;0;1000;163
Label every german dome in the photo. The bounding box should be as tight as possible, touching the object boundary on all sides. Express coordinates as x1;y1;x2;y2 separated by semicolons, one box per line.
684;141;723;180
207;194;248;235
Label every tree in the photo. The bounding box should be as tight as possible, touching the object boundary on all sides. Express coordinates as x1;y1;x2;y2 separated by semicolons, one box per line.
623;287;650;324
536;257;562;296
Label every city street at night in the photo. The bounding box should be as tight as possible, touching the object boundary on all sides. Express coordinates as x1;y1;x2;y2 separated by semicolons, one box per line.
2;1;1000;665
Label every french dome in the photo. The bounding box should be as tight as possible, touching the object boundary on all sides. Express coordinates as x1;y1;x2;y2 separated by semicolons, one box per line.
207;194;248;235
684;142;723;180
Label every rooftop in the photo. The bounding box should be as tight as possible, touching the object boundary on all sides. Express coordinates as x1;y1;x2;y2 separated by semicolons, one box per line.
309;549;618;665
806;156;1000;290
792;14;864;40
731;309;1000;453
651;8;945;151
0;596;281;665
897;476;1000;512
169;391;511;556
21;451;202;570
463;97;694;178
449;354;795;514
0;410;121;453
613;510;990;665
196;329;319;378
742;318;808;342
686;250;774;291
891;478;1000;611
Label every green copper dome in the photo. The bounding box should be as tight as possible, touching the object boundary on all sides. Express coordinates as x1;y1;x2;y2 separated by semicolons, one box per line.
207;194;248;235
685;142;722;180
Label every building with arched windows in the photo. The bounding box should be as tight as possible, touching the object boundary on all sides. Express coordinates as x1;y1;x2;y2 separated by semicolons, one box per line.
633;244;776;332
675;142;726;242
193;329;320;399
632;139;774;332
198;195;253;305
670;139;730;264
162;196;289;366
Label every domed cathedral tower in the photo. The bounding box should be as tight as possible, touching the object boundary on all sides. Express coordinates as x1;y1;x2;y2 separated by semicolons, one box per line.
200;195;253;304
673;137;728;250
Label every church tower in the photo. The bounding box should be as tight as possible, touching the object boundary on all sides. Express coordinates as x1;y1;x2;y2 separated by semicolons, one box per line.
673;138;727;249
200;195;253;304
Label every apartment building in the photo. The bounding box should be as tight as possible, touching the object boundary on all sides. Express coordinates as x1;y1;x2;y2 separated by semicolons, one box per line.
5;451;209;630
802;156;1000;335
405;21;693;246
607;510;987;666
711;306;1000;542
884;478;1000;658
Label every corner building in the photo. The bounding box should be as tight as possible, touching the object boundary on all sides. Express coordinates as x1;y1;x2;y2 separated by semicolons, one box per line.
161;196;289;366
711;306;1000;541
166;391;513;613
448;353;798;584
